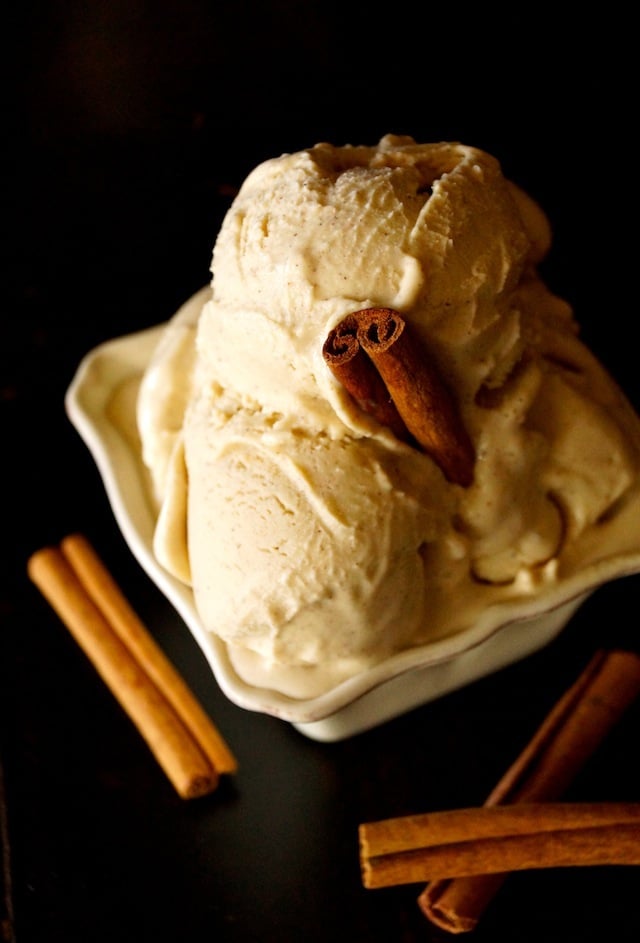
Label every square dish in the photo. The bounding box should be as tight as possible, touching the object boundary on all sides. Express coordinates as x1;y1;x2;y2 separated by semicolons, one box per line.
65;327;640;741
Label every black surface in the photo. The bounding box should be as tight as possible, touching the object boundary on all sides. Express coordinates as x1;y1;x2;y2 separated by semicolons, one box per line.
3;5;640;941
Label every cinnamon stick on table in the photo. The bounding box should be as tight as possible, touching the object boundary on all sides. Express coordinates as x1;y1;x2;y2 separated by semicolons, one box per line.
323;308;475;487
28;534;237;799
418;648;640;933
360;801;640;888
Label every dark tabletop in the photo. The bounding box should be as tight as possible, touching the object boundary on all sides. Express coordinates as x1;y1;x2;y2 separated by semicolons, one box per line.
3;4;640;942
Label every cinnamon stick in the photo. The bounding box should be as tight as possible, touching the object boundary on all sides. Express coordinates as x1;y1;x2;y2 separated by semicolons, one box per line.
322;313;413;443
360;801;640;888
60;534;237;775
28;536;237;798
356;308;475;486
419;648;640;932
323;308;475;486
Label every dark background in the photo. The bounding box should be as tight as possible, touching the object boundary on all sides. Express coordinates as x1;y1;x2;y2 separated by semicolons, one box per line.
3;3;639;941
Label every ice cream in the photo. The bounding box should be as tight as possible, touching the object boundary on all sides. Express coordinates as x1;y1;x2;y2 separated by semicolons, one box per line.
137;135;640;698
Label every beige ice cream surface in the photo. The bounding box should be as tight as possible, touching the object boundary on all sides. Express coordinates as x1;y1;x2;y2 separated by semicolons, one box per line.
137;135;640;697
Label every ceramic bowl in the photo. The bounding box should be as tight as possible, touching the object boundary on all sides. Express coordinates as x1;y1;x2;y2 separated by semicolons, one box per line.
65;326;640;741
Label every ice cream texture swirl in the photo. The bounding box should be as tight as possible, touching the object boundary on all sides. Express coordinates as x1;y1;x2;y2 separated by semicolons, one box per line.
137;135;640;697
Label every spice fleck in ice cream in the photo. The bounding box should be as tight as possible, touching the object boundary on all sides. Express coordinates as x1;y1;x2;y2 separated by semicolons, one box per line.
137;136;640;697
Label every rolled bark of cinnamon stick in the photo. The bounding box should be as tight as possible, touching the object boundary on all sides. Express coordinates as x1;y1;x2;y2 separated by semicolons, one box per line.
27;541;237;798
418;648;640;932
60;533;237;775
360;801;640;888
356;308;475;486
322;313;413;443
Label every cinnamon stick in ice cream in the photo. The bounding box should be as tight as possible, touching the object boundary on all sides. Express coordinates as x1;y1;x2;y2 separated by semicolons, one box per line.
322;313;413;443
357;308;475;486
323;308;475;486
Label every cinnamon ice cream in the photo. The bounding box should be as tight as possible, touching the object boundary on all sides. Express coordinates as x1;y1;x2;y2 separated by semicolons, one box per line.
136;135;640;697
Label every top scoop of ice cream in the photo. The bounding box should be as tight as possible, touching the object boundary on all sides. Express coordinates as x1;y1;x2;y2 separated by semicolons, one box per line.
137;135;640;697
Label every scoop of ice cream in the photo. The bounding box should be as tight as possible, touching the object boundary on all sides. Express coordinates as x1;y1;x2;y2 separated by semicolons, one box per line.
137;135;640;696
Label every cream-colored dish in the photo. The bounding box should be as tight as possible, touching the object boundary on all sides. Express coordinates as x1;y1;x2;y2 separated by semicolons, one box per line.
65;326;640;741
